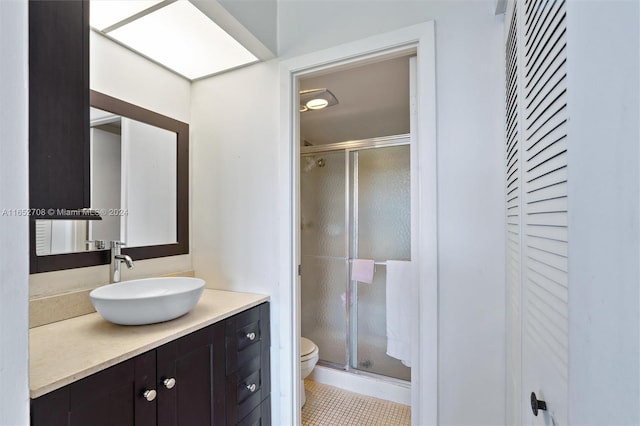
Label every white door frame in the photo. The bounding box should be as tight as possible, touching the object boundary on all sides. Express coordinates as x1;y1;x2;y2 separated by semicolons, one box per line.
278;21;438;426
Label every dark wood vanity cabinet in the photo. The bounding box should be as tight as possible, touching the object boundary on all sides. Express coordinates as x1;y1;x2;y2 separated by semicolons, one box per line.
30;303;270;426
29;0;90;212
30;351;156;426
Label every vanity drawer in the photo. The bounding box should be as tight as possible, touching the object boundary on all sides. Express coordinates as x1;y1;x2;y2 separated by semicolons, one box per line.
237;396;271;426
226;366;265;424
226;303;270;374
225;303;270;425
238;320;262;351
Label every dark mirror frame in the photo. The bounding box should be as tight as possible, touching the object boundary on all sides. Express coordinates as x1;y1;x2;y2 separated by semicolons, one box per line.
29;90;189;273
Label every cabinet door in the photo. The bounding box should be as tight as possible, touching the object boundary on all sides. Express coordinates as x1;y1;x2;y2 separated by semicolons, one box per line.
29;0;90;211
157;322;226;426
31;387;68;426
32;351;156;426
71;351;156;426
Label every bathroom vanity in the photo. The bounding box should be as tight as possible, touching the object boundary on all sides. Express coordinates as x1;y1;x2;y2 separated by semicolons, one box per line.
30;290;270;426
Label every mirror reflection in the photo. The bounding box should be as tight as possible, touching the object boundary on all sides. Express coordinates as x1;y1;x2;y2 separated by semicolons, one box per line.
35;107;178;256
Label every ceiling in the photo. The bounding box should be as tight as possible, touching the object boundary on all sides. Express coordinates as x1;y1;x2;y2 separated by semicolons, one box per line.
90;0;259;80
300;55;411;145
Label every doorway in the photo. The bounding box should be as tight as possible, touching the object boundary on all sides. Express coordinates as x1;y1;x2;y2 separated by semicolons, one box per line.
278;22;437;426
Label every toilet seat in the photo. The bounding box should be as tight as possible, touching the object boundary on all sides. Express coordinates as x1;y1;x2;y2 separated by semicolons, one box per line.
300;337;318;362
300;337;319;407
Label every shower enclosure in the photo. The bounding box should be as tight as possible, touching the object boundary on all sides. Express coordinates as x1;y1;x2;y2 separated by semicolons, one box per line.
301;134;411;382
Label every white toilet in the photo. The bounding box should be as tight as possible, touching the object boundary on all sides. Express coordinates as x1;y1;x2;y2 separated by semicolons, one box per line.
300;337;319;406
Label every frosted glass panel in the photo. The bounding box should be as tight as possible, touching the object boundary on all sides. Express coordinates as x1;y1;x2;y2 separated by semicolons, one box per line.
355;267;411;380
352;146;411;261
301;152;345;257
352;145;411;380
300;256;347;365
301;151;347;366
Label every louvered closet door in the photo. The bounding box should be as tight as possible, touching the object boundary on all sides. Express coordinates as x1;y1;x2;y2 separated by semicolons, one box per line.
521;0;569;424
505;3;522;425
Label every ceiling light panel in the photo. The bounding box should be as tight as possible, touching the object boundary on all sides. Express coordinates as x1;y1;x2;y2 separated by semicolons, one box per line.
107;1;258;80
90;0;163;31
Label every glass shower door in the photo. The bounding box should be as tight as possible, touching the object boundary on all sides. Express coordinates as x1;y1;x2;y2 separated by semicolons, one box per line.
300;138;411;381
350;145;411;381
300;150;347;367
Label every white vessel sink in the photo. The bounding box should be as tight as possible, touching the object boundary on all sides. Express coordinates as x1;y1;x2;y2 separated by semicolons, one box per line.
90;277;205;325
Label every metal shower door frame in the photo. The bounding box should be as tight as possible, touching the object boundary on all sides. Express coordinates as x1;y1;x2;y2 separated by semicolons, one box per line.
302;134;410;375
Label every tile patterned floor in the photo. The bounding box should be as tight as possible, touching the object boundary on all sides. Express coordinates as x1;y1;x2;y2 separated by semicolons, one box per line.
301;380;411;426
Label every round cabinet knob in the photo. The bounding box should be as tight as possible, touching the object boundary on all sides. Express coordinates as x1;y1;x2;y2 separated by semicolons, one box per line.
246;332;256;341
163;378;176;389
531;392;547;416
246;383;257;393
143;389;157;402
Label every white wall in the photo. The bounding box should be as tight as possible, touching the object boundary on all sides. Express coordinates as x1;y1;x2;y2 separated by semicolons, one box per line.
191;59;281;418
191;61;280;294
432;9;505;425
30;32;193;298
192;1;505;424
0;1;29;424
283;3;507;425
567;1;640;424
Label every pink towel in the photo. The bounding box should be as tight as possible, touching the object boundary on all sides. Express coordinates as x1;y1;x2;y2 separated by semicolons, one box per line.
351;259;375;284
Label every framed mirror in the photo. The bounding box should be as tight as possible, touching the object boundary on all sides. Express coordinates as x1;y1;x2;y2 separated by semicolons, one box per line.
29;91;189;273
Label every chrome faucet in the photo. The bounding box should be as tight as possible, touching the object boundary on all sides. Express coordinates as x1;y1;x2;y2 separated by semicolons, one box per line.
110;241;134;283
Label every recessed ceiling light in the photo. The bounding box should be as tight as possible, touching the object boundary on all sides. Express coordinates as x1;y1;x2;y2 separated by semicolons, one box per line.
306;98;329;110
93;0;258;80
299;88;339;112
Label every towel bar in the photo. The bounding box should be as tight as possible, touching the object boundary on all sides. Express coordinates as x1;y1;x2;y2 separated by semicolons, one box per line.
348;259;387;266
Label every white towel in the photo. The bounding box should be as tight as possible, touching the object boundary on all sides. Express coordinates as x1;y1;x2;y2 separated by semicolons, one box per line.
386;260;413;367
351;259;375;284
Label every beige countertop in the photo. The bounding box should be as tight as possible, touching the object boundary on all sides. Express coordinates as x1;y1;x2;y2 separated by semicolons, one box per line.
29;289;269;399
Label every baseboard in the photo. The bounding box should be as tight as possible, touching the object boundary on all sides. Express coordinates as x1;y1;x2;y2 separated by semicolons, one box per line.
308;365;411;405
